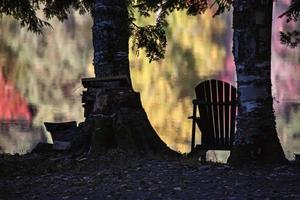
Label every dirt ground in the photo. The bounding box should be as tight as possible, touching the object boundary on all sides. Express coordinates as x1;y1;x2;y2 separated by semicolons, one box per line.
1;150;300;200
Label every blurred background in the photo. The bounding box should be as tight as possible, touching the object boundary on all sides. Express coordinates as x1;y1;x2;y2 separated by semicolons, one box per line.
0;1;299;161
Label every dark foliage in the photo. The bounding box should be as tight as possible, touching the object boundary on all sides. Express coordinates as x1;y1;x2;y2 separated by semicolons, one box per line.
0;0;50;33
3;1;299;59
279;0;300;23
43;0;92;20
279;0;300;47
210;0;232;17
280;30;300;48
132;23;167;61
0;0;92;33
131;0;231;60
0;0;231;60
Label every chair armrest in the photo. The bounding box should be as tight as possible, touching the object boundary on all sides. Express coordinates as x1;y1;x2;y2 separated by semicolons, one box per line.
188;116;200;120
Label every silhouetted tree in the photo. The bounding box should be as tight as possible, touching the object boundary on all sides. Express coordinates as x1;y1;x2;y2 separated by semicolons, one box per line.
280;0;300;47
227;0;287;165
88;0;176;154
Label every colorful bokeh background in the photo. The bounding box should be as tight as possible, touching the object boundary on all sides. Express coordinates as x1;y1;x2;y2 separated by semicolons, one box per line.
0;1;300;161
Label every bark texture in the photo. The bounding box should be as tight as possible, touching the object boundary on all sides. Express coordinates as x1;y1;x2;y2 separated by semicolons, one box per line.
89;91;174;154
228;0;287;165
87;0;176;155
92;0;130;79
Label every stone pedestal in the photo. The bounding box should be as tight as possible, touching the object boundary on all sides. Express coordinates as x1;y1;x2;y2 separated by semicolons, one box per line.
81;75;133;118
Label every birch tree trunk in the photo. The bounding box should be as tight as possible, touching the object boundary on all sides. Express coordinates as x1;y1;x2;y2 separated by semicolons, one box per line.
228;0;287;165
87;0;175;155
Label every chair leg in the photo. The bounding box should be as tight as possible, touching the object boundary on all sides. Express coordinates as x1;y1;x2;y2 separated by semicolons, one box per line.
191;104;197;151
191;119;196;151
200;151;207;163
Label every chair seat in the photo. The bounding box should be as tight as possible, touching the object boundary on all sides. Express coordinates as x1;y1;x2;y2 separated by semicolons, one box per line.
196;144;232;151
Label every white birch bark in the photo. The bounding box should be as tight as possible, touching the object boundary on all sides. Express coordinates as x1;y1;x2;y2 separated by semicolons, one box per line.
229;0;287;164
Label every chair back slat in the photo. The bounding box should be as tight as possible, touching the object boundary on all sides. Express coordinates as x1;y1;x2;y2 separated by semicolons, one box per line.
195;79;237;149
196;84;208;145
217;81;224;146
211;80;220;146
230;87;237;146
224;82;230;147
206;82;216;146
196;81;213;146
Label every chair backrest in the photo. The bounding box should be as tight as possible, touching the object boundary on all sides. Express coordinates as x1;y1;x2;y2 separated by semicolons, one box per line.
195;80;237;149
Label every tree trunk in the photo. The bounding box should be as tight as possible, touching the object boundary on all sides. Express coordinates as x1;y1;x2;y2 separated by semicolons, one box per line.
228;0;287;165
86;0;176;155
92;0;130;80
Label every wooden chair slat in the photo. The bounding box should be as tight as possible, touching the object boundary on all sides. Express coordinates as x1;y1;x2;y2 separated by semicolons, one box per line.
218;81;224;146
204;81;215;146
230;86;237;146
211;80;220;146
196;83;209;146
224;83;230;146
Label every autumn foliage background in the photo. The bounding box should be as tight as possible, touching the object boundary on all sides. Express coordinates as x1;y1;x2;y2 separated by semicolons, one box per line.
0;1;300;159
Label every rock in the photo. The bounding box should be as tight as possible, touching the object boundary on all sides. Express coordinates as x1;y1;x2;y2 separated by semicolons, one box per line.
43;121;91;153
44;121;77;132
44;123;78;142
31;143;53;154
173;187;182;191
295;153;300;163
53;141;71;151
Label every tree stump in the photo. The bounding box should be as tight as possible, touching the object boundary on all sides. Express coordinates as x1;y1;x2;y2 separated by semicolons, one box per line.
85;89;178;156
